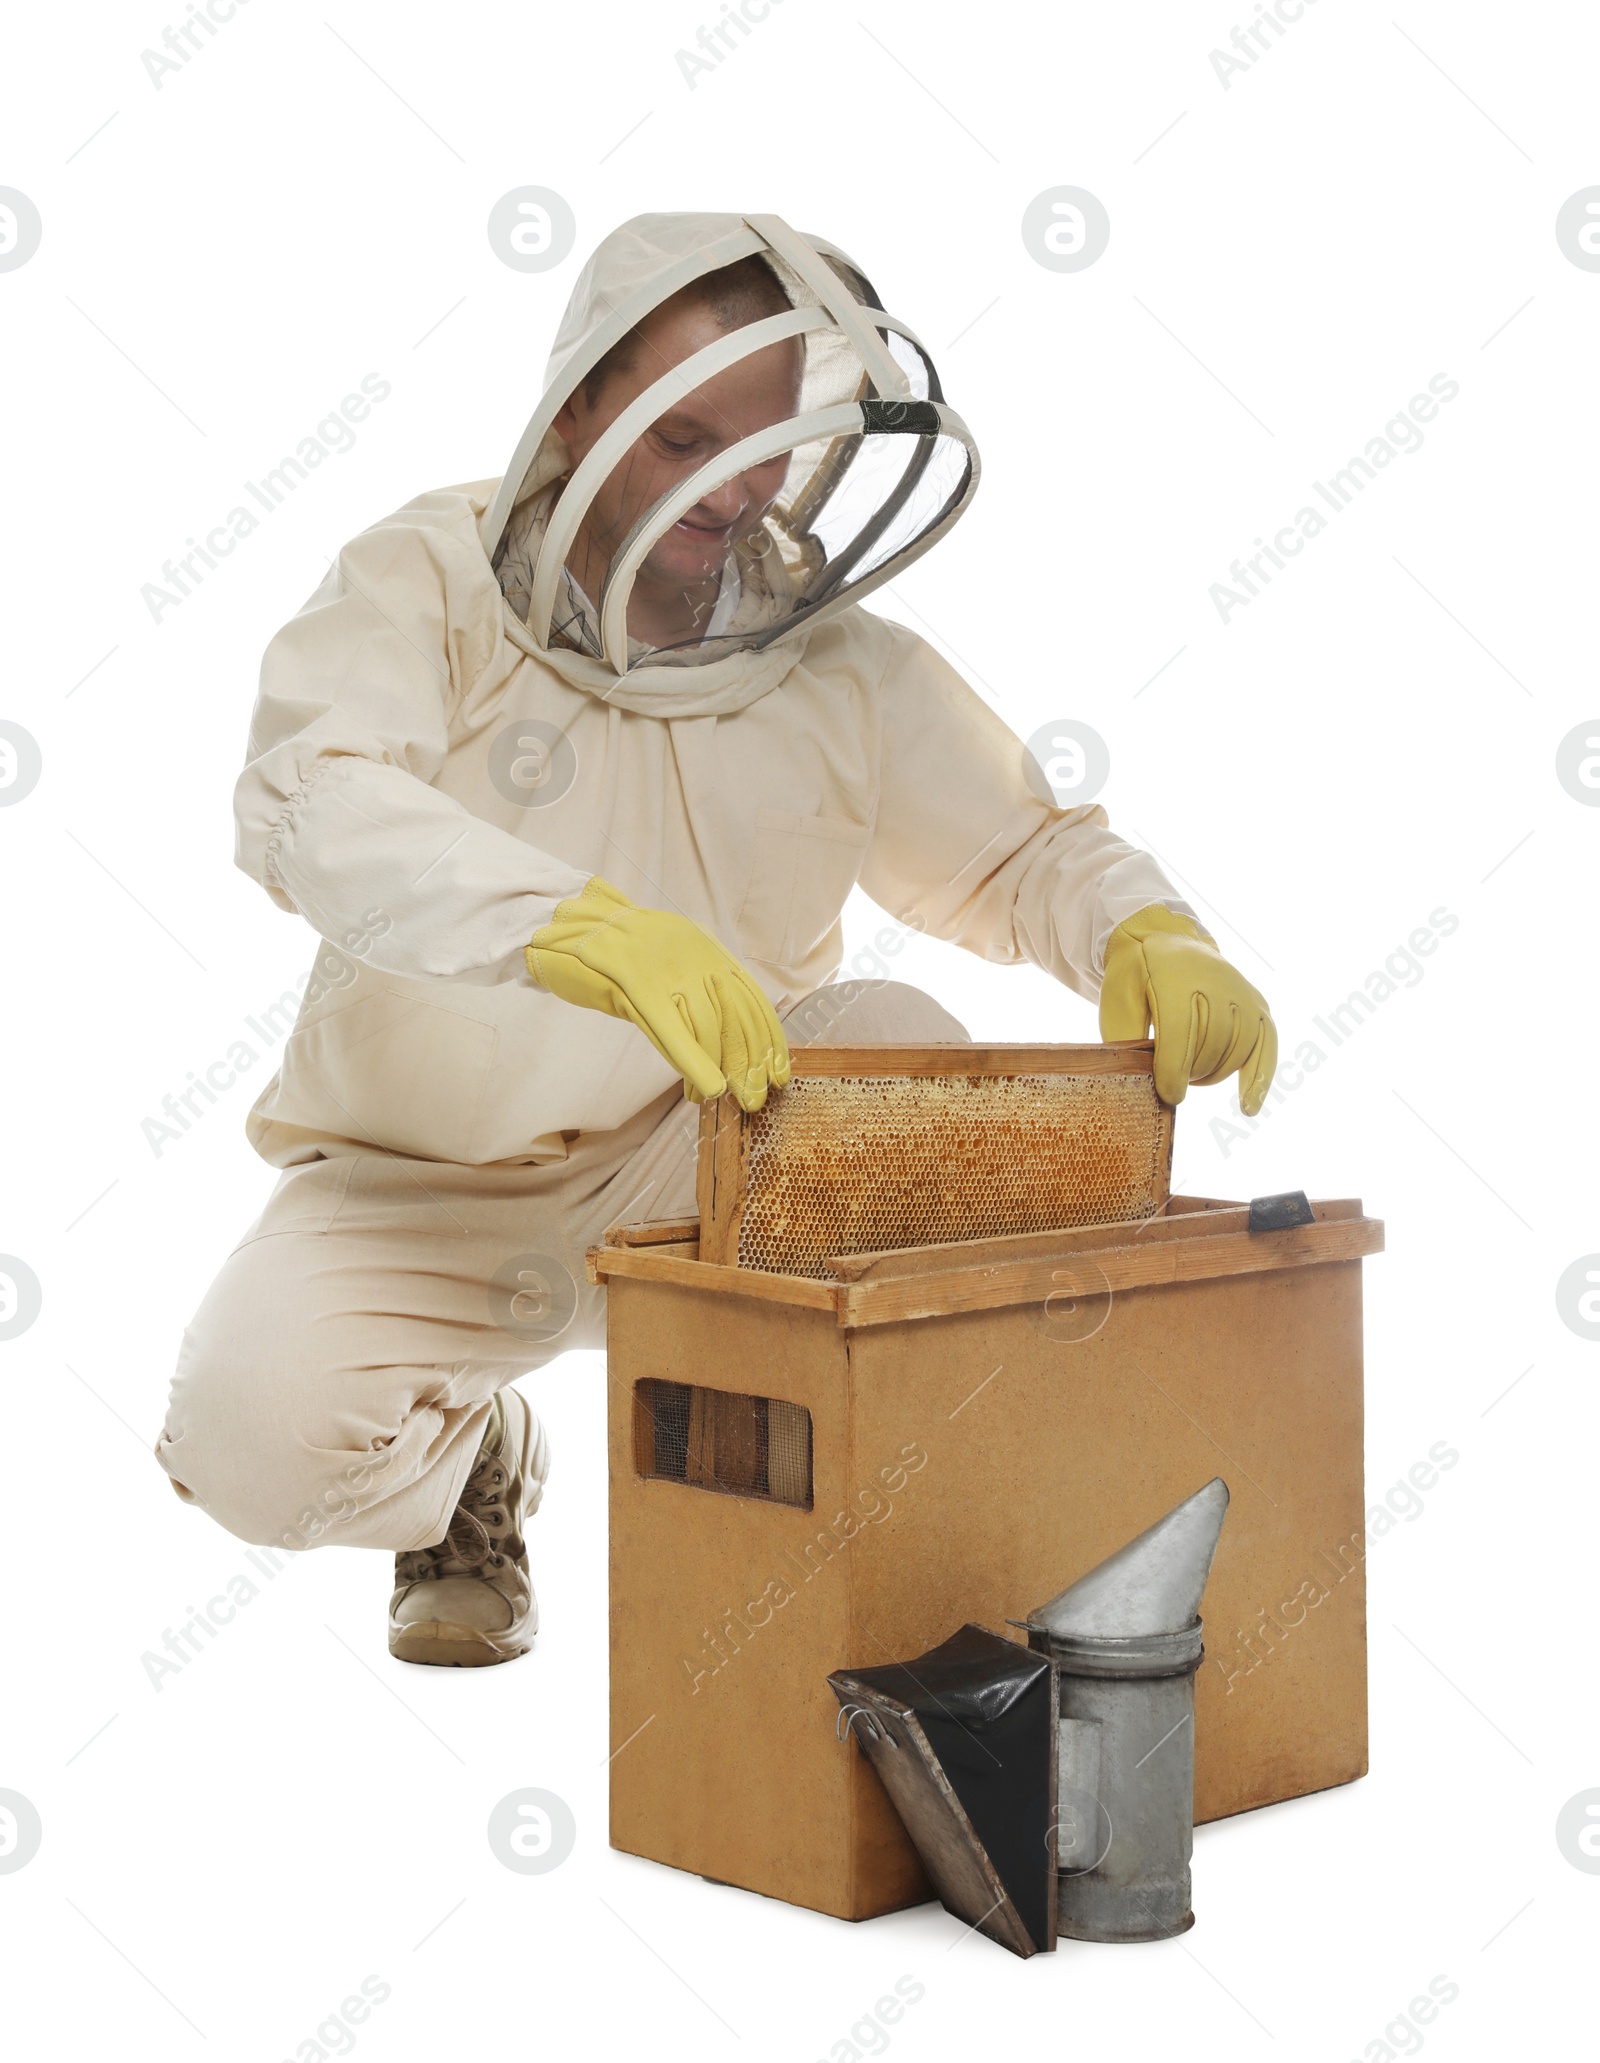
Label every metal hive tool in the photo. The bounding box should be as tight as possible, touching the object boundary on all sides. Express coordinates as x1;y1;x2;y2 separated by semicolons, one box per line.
696;1042;1172;1278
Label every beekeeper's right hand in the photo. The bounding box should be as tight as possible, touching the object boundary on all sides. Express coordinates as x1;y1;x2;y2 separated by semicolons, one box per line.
526;876;791;1112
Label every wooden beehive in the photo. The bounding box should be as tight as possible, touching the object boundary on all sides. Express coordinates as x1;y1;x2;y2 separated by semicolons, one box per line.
594;1186;1383;1922
697;1042;1174;1276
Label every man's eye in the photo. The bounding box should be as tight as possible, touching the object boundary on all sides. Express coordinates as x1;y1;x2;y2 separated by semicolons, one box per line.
656;435;699;455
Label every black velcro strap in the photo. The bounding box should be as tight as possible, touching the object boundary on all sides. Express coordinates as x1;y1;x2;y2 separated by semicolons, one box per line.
860;398;942;436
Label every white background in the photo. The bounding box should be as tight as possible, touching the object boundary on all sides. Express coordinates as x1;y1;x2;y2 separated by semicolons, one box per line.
2;0;1596;2056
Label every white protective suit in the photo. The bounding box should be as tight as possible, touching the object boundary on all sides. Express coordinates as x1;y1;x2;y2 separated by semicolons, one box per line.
158;212;1189;1554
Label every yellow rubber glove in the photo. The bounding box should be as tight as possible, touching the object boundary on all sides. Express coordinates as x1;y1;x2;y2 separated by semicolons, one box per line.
526;876;791;1112
1098;904;1276;1116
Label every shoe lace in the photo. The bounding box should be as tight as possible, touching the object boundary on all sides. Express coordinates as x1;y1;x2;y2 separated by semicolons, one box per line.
396;1445;524;1586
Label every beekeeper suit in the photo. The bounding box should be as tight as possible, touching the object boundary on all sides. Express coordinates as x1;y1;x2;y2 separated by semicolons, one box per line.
155;212;1274;1667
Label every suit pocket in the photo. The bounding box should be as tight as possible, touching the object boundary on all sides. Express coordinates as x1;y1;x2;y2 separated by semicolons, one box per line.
735;807;872;967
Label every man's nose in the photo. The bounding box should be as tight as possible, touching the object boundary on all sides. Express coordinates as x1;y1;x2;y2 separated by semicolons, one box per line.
691;475;749;525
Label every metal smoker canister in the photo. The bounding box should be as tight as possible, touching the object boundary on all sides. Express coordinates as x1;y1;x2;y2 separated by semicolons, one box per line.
1024;1478;1230;1944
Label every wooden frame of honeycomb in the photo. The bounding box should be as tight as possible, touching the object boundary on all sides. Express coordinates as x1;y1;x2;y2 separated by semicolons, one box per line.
695;1041;1173;1279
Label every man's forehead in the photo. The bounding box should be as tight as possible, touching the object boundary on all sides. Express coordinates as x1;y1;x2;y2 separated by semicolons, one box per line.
625;332;801;416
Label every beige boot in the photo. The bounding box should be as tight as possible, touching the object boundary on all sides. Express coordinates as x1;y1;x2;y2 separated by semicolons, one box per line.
388;1387;550;1667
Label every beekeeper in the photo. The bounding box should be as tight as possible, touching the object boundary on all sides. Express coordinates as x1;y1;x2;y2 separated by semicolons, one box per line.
155;212;1275;1669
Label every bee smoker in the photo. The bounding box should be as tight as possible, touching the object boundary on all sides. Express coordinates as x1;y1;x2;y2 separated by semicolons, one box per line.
1023;1478;1230;1942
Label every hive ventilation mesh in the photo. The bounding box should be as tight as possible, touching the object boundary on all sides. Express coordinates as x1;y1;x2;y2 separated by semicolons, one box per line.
634;1379;813;1509
735;1070;1169;1278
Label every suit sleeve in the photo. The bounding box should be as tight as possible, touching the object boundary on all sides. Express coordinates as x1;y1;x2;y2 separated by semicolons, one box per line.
858;622;1195;1002
233;502;589;985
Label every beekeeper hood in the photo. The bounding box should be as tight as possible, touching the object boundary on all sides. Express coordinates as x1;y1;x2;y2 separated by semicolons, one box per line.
479;212;979;696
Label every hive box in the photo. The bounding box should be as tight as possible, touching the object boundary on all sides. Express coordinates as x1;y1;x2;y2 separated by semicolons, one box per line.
591;1193;1383;1922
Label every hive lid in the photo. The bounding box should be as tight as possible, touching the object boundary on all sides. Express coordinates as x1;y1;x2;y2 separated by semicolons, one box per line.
1027;1478;1230;1640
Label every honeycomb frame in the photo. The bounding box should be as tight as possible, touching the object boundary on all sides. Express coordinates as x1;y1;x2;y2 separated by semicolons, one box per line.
695;1042;1172;1279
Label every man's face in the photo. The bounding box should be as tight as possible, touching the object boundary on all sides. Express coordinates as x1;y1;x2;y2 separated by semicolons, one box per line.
553;297;803;600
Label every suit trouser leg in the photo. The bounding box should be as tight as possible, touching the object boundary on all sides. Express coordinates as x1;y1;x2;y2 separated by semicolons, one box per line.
153;1077;704;1552
153;980;968;1552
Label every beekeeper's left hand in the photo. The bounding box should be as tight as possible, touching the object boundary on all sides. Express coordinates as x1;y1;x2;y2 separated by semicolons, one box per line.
1098;904;1276;1116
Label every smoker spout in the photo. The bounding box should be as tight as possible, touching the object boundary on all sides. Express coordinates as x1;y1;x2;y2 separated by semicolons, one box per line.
1028;1477;1230;1643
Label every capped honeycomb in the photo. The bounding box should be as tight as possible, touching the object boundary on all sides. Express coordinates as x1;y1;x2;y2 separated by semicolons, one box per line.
733;1069;1170;1278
